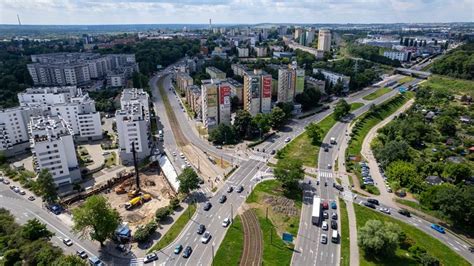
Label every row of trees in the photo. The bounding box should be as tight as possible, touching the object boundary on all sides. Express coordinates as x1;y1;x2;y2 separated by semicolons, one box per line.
431;42;474;80
0;208;87;265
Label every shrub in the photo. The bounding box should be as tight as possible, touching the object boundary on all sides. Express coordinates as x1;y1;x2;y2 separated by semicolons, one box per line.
133;221;158;243
155;207;171;222
169;198;180;210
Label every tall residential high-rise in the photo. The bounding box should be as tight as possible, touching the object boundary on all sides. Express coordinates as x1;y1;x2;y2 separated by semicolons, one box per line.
201;79;231;129
29;115;81;187
294;28;304;40
243;70;272;116
115;88;151;164
306;28;316;46
318;29;332;52
277;62;305;103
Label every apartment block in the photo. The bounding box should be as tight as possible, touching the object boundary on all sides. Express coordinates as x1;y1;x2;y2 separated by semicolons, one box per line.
176;72;194;92
205;66;227;80
237;47;250;58
317;29;332;52
115;88;151;165
255;47;267;57
313;68;350;93
277;63;305;103
383;51;411;62
243;70;272;116
201;79;232;129
29;116;80;187
305;76;326;94
227;78;244;104
231;64;248;77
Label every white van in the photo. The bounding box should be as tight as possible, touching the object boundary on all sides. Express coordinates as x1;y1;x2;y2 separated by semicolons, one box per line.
332;230;339;243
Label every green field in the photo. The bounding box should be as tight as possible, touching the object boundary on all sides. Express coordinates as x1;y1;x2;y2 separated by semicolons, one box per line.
422;75;474;96
339;198;351;266
398;76;415;85
277;114;337;167
354;204;470;266
350;102;365;111
246;180;301;265
149;203;197;252
214;215;244;266
362;87;392;101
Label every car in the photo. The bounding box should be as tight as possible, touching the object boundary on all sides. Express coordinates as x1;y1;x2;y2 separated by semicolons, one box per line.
28;196;36;201
182;246;192;258
19;190;26;195
327;164;332;169
201;231;211;243
331;220;338;230
63;238;73;246
323;211;329;219
3;179;10;185
0;177;3;182
144;252;158;263
180;153;185;159
334;184;344;192
215;145;222;149
9;185;15;190
332;213;338;220
76;250;88;259
172;152;177;156
198;178;205;185
174;244;183;254
379;208;391;214
219;195;227;203
270;150;276;155
322;201;329;209
324;146;329;152
88;256;105;266
330;201;337;209
322;221;328;230
324;181;327;186
227;186;233;193
203;202;212;211
285;137;291;143
387;188;393;193
363;202;376;209
222;218;231;227
236;185;244;193
398;209;411;217
431;224;445;234
321;234;328;244
367;198;379;205
197;224;206;234
468;246;474;253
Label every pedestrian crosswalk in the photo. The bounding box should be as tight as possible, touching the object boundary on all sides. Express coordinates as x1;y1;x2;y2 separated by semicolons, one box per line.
318;170;333;179
249;155;266;162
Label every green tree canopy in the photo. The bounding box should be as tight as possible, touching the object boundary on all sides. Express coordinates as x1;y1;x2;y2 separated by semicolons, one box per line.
21;218;54;241
208;124;238;145
386;161;425;193
269;106;287;129
36;169;58;203
305;122;323;145
274;158;304;192
442;163;472;183
333;99;351;121
72;195;121;246
358;219;402;257
177;167;200;194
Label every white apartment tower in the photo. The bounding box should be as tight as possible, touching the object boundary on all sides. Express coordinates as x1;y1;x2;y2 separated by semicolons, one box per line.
115;88;151;164
318;29;332;52
29;116;81;187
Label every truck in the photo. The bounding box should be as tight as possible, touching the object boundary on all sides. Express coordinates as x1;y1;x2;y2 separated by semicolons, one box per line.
312;196;321;225
125;196;143;210
330;137;336;145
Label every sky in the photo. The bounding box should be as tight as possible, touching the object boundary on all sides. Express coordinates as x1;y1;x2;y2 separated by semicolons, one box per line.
0;0;473;25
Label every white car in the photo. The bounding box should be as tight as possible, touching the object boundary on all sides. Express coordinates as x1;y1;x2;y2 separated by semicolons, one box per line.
222;218;231;227
322;221;328;231
327;164;332;169
379;208;391;214
62;238;73;246
321;234;327;244
201;231;211;244
180;153;185;159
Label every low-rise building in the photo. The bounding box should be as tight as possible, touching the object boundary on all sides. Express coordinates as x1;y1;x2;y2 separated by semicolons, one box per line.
383;51;410;62
313;68;350;93
206;66;227;80
254;47;267;57
237;47;250;58
305;76;326;94
29;115;80;187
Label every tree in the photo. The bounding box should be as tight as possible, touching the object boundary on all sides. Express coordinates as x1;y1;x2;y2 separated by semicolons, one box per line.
333;99;351;121
442;163;472;183
386;161;425;193
273;158;304;192
333;79;345;96
374;140;411;168
72;195;121;246
54;255;88;266
233;110;253;138
177;167;200;194
305;122;323;145
252;113;271;138
133;221;158;243
36;169;58;203
3;249;21;265
155;206;172;222
230;95;240;112
208;124;238;144
436;116;456;136
21;218;54;241
358;220;401;257
269;106;287;129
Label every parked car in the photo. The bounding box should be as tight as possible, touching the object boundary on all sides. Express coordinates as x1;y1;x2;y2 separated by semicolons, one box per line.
323;211;329;219
76;250;88;259
367;198;379;205
363;202;376;209
13;187;20;193
182;246;192;258
331;220;338;230
174;244;183;254
203;202;212;211
19;190;26;195
63;238;73;246
330;201;337;209
332;213;338;220
285;137;291;143
144;253;158;264
270;150;276;155
0;177;3;182
236;185;244;193
222;218;231;227
219;195;227;203
379;208;391;214
322;201;329;209
28;196;35;201
197;224;205;235
398;209;411;217
2;179;10;184
431;224;445;234
227;186;233;193
322;221;328;230
201;231;211;244
321;234;327;244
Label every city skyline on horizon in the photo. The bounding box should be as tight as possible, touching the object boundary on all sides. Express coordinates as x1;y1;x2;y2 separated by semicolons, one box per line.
1;0;473;25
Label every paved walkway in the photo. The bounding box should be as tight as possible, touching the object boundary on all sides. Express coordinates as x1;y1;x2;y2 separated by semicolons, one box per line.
360;99;415;208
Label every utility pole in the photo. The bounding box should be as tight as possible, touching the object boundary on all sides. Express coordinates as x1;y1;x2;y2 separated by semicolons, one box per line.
131;142;140;191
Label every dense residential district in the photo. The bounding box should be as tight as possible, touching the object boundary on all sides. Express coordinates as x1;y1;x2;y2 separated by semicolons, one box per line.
0;21;473;266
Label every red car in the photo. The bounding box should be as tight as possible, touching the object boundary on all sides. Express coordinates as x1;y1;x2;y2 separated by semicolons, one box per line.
322;201;329;209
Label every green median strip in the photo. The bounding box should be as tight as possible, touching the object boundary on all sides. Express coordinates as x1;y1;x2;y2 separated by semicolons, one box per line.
354;203;470;266
149;203;197;252
350;102;364;111
214;215;244;266
362;87;392;101
339;198;350;266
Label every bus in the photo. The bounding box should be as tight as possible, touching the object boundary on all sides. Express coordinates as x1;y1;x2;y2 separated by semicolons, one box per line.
312;196;321;225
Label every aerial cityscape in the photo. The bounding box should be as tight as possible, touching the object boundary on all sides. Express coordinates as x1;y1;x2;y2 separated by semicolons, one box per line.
0;1;473;266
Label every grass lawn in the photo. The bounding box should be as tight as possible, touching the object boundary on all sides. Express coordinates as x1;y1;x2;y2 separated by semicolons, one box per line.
354;204;470;266
350;102;364;111
398;76;415;85
422;75;474;96
149;203;197;252
214;215;244;266
246;180;301;265
277;114;337;167
362;87;392;101
339;198;350;266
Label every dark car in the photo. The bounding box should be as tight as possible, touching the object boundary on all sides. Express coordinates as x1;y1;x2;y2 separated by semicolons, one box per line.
324;146;329;152
227;186;233;193
144;253;158;263
219;195;227;203
332;213;338;220
270;150;276;155
197;224;206;235
76;250;88;259
398;209;411;217
203;202;212;211
331;220;338;230
236;185;244;193
363;202;376;209
183;246;192;258
174;244;183;254
367;198;379;205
